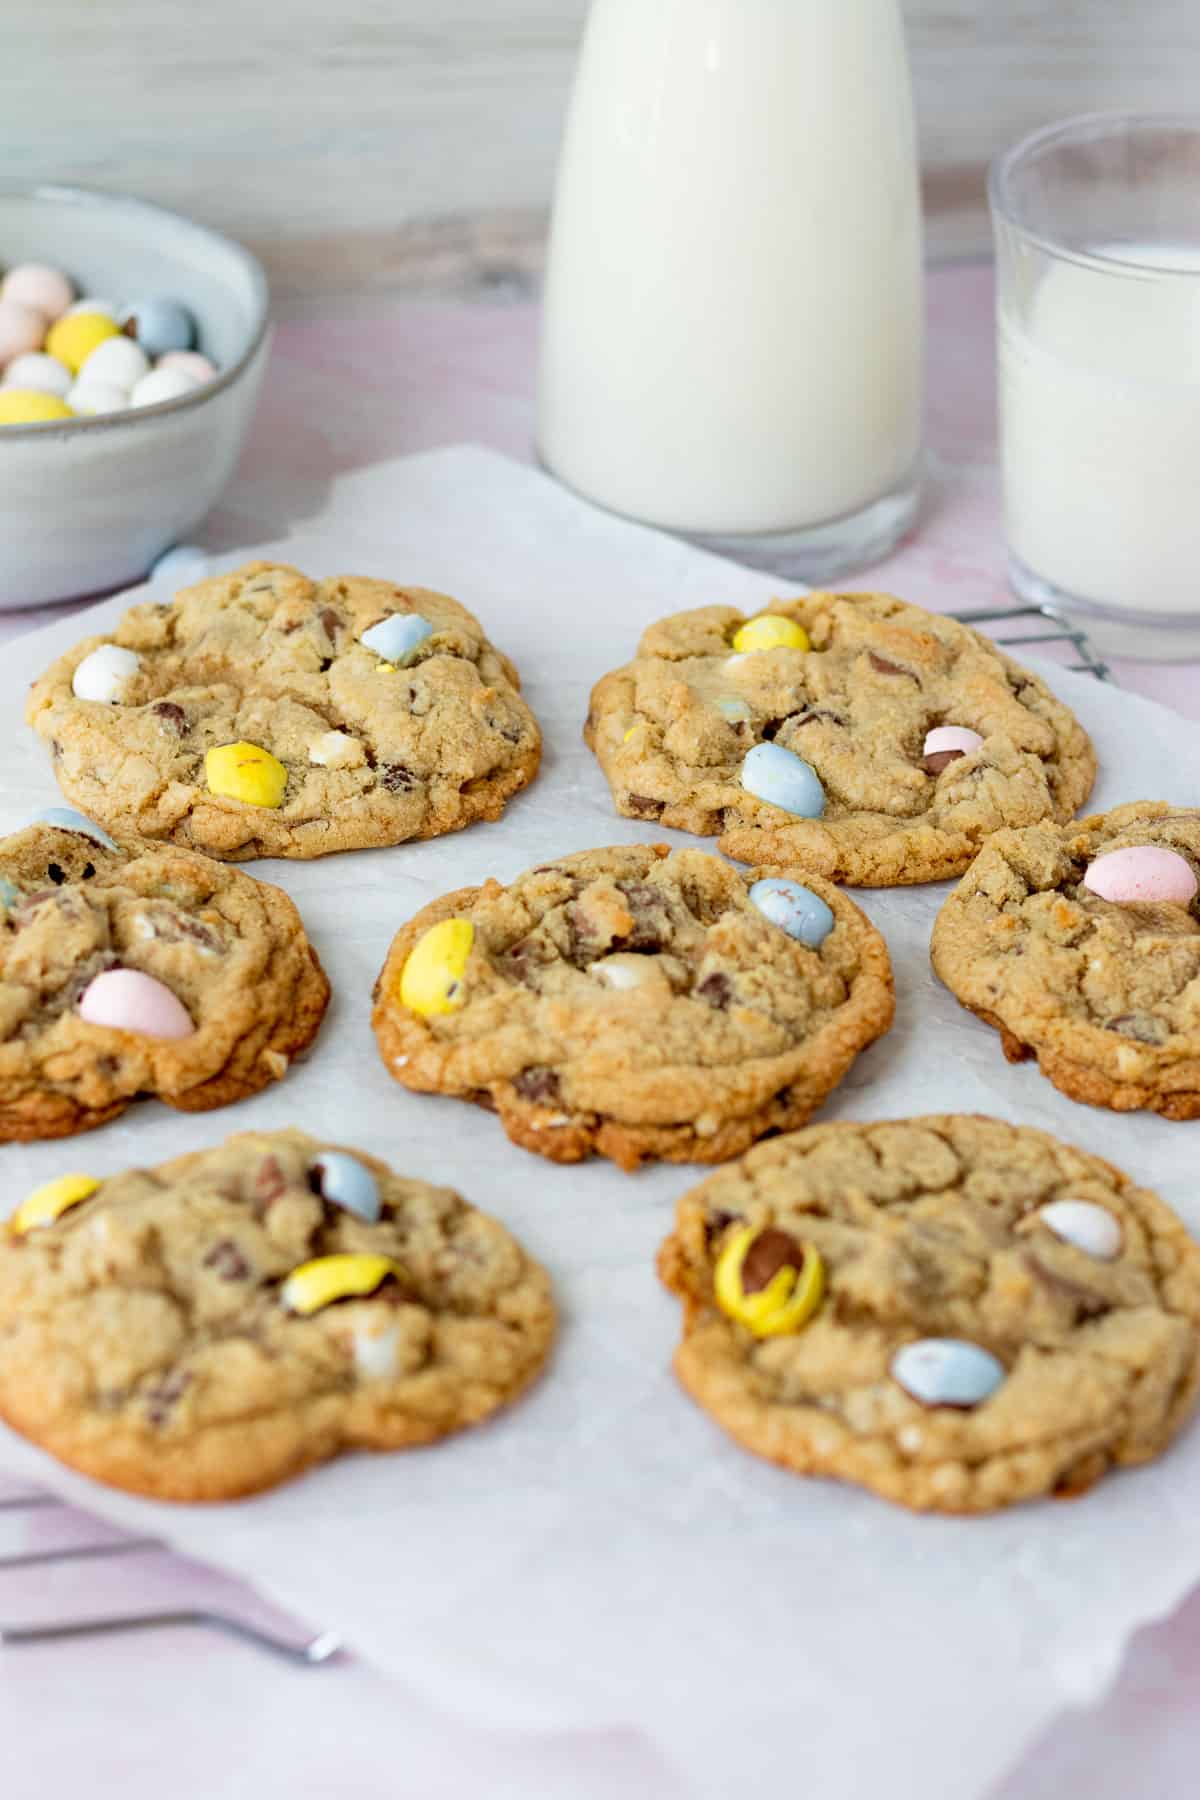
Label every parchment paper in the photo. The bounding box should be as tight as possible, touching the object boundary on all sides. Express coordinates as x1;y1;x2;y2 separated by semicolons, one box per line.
1;447;1197;1800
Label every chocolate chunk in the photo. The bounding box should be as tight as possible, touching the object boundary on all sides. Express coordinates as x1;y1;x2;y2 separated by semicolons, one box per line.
868;652;916;680
923;749;966;776
319;607;342;642
47;863;66;885
152;701;187;734
696;971;733;1009
51;740;62;761
1105;1013;1167;1045
254;1155;289;1209
467;1087;498;1113
705;1210;738;1245
626;794;664;818
513;1067;561;1104
81;862;96;879
381;764;419;793
614;882;669;953
203;1239;252;1282
740;1228;805;1294
144;1369;190;1428
499;722;523;744
502;935;553;986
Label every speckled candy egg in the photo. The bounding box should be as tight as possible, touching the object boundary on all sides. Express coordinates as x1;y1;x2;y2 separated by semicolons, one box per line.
78;968;194;1039
1;263;74;321
121;297;196;359
0;389;73;425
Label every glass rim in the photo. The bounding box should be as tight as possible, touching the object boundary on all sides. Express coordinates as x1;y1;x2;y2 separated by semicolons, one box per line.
988;109;1200;279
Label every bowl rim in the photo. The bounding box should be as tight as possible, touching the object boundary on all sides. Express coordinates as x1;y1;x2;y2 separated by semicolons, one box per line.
0;181;271;439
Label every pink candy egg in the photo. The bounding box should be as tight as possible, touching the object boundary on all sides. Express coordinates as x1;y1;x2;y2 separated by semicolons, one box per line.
1;263;74;322
923;726;984;757
1083;846;1199;906
156;350;217;384
78;969;194;1039
0;299;47;369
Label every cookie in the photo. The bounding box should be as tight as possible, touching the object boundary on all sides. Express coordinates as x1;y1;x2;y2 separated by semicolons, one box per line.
932;802;1200;1120
584;591;1096;886
0;1128;555;1500
26;561;542;861
372;844;894;1171
657;1115;1200;1513
0;812;329;1140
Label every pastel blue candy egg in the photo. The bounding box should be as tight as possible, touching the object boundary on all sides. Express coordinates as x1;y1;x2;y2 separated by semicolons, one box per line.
741;741;825;818
0;876;18;914
891;1338;1005;1409
310;1151;382;1224
748;878;834;948
151;544;210;589
361;613;434;664
120;297;196;358
31;807;119;852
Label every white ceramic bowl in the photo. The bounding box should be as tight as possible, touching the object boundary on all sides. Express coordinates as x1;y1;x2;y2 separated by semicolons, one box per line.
0;184;270;608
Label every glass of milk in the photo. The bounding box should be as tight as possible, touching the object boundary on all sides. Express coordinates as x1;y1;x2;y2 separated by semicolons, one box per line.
993;114;1200;660
537;0;924;583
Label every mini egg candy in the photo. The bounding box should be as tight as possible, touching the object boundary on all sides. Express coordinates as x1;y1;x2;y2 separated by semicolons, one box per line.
0;299;48;368
150;544;210;588
121;297;196;358
78;334;151;392
361;613;434;665
748;877;835;948
1036;1199;1123;1261
72;644;140;703
0;388;74;425
130;365;203;408
715;696;752;724
352;1320;401;1380
0;876;17;915
78;969;194;1039
714;1224;826;1338
66;379;130;416
399;918;475;1017
741;741;825;818
157;350;217;384
10;1172;100;1238
308;729;364;769
1;351;72;397
731;614;811;654
588;953;656;989
205;741;288;807
30;806;119;850
1082;845;1198;906
309;1151;382;1224
282;1253;401;1317
891;1338;1005;1408
0;263;74;321
922;726;984;775
45;310;120;376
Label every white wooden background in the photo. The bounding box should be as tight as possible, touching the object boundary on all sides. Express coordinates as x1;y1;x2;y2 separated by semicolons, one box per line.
4;1;1199;299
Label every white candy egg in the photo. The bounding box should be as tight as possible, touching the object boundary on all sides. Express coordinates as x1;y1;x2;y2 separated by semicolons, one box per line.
1036;1200;1123;1261
352;1322;401;1381
150;544;210;588
66;379;131;416
79;334;151;391
72;644;140;703
1;352;72;397
130;365;203;408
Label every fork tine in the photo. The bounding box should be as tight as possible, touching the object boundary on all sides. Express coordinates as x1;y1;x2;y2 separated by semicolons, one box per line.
0;1537;164;1570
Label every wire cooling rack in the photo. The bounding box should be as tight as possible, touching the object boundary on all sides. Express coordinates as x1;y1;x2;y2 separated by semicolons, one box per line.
950;602;1113;683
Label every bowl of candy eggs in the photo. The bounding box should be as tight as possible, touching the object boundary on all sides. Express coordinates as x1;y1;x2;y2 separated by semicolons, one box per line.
0;183;270;608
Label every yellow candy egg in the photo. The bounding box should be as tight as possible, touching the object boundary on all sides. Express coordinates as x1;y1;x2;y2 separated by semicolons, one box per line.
399;918;475;1018
282;1253;401;1317
731;614;811;655
714;1223;825;1338
0;389;74;426
10;1173;100;1238
205;741;288;808
44;310;120;376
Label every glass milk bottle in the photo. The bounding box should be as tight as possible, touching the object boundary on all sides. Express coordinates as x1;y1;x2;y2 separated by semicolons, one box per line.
537;0;924;581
